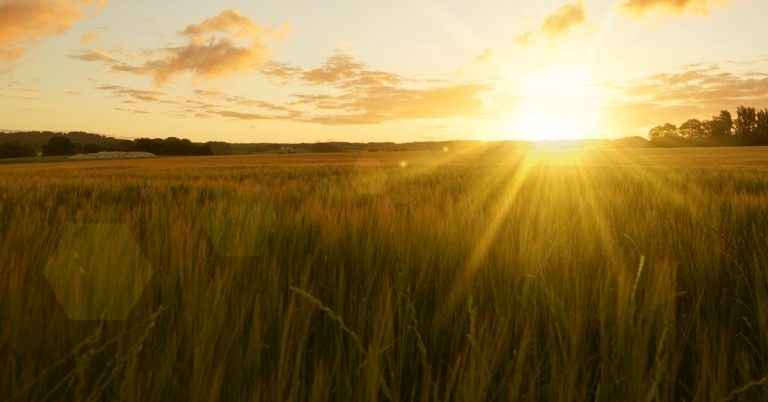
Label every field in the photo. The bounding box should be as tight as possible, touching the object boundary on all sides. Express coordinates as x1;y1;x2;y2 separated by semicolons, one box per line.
2;145;768;401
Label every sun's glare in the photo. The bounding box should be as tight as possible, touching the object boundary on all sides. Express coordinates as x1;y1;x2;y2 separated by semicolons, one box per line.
507;64;604;142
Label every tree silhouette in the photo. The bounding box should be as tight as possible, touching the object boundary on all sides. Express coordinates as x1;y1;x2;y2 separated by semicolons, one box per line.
82;144;105;154
0;142;37;158
710;110;733;138
679;119;705;140
757;108;768;143
735;106;758;143
647;106;768;147
133;137;213;155
42;136;78;156
648;123;678;141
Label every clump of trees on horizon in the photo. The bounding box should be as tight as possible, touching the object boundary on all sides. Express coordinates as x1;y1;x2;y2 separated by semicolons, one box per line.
0;141;36;159
0;132;214;159
649;106;768;147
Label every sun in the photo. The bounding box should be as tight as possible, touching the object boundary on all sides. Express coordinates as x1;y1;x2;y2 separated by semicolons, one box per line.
506;64;604;142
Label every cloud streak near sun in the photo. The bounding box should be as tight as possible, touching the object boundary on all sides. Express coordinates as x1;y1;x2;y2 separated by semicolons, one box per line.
0;0;104;67
622;0;728;15
234;52;489;125
515;1;586;46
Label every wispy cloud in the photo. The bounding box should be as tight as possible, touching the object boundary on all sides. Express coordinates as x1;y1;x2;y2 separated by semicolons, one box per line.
99;9;291;85
264;52;489;124
0;0;104;68
622;65;768;110
514;31;536;46
297;84;488;125
96;50;491;126
607;62;768;133
621;0;727;15
298;52;402;89
72;50;115;63
97;84;168;104
541;2;587;38
515;1;586;46
79;31;100;44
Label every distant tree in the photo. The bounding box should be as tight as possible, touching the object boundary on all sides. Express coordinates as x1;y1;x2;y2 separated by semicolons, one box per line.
82;143;104;154
133;137;212;155
757;108;768;143
206;141;233;155
0;142;37;158
113;139;135;151
709;110;733;138
310;143;344;153
679;119;705;140
42;136;78;156
133;138;165;155
735;106;759;143
648;123;679;141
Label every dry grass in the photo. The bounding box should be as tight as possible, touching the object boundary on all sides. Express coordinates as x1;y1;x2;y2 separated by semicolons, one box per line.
1;145;768;401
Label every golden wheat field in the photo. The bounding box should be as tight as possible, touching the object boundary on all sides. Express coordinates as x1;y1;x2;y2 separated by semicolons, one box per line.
2;145;768;401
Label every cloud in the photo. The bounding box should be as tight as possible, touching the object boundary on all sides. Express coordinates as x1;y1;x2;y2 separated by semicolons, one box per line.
541;2;587;38
608;63;768;133
71;50;114;63
114;107;149;115
260;61;302;80
297;84;489;125
211;110;271;120
89;48;490;126
299;52;402;89
622;66;768;109
0;0;104;66
621;0;726;15
79;31;100;44
474;48;494;65
183;53;490;125
514;31;535;46
258;52;489;124
105;9;291;85
514;1;586;46
97;84;168;103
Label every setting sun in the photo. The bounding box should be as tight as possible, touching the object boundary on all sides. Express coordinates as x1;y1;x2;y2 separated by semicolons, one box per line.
507;64;603;142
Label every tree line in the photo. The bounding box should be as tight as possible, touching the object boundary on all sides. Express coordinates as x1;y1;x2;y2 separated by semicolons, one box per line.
0;133;213;159
649;106;768;147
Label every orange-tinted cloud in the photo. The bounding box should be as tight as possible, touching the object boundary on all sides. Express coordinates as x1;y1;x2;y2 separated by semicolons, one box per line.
185;53;489;125
260;61;302;80
514;31;535;46
92;48;490;125
97;84;168;103
109;9;291;85
79;31;100;44
541;2;586;38
72;50;114;63
608;63;768;133
622;0;726;15
0;0;104;66
623;66;768;109
268;52;488;124
515;1;586;46
297;84;488;125
299;53;402;89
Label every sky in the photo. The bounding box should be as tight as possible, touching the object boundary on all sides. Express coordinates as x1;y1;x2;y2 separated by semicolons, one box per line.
1;0;767;143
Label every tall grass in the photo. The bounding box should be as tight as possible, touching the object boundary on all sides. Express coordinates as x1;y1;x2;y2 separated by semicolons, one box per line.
1;148;767;401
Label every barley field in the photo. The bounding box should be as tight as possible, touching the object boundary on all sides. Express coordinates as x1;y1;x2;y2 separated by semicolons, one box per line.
2;145;768;401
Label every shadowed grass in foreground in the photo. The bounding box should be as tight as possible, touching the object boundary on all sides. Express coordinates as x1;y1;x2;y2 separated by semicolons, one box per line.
1;147;767;401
